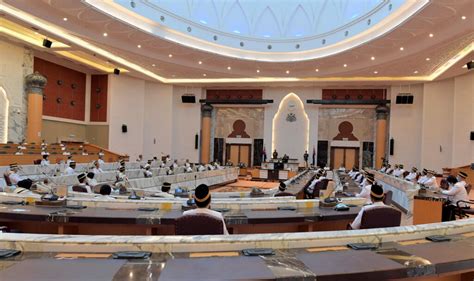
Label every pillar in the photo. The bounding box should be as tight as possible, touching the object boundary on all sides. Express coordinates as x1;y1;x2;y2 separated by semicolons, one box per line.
25;71;47;144
200;104;213;164
375;105;389;169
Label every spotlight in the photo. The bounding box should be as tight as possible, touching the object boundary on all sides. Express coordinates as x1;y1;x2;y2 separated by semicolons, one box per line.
42;39;52;48
467;61;473;70
114;68;120;75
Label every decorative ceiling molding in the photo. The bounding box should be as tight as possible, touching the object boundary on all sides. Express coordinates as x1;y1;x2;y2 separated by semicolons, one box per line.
85;0;429;62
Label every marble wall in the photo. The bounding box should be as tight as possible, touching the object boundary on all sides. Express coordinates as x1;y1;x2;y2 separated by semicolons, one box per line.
0;41;33;142
214;107;264;139
318;108;375;141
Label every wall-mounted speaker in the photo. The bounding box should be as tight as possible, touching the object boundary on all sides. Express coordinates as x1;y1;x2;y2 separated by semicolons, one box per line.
182;95;196;103
42;39;52;48
470;131;474;140
395;96;402;104
467;61;473;70
389;138;394;156
195;134;199;149
121;124;127;133
396;94;414;104
471;163;474;170
114;68;120;75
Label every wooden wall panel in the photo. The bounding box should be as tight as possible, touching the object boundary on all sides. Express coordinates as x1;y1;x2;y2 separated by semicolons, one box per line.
34;57;86;121
322;89;386;101
206;89;262;100
90;74;108;122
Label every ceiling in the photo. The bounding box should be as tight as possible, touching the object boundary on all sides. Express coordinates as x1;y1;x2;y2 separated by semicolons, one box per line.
0;0;473;86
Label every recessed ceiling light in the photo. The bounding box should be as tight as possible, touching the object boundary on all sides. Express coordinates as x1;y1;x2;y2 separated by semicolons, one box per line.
168;54;173;58
203;74;206;77
63;17;68;21
286;70;290;74
426;57;430;61
374;71;378;74
137;44;141;48
198;61;202;64
461;16;466;20
429;33;434;37
414;70;418;74
34;32;39;35
400;47;404;51
343;64;347;68
152;64;156;67
256;69;260;73
315;68;319;72
227;66;231;70
103;32;108;37
371;56;375;60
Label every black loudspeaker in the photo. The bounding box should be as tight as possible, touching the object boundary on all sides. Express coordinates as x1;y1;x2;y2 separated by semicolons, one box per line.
121;124;127;133
195;134;199;149
182;95;196;103
42;39;52;48
470;131;474;140
406;95;414;104
389;138;394;156
114;68;120;75
471;163;474;170
467;61;473;70
401;96;408;104
395;96;402;104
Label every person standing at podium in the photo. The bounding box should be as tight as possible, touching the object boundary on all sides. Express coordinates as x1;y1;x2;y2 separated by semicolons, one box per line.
303;150;309;168
272;149;278;159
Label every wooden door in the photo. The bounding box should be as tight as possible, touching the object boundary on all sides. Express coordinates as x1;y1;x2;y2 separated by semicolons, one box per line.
330;147;359;169
226;144;252;167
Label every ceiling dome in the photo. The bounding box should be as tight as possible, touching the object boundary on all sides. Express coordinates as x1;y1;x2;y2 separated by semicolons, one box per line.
87;0;429;61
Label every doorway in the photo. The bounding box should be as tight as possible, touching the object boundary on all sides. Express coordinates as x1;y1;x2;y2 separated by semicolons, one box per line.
226;144;251;167
330;147;359;170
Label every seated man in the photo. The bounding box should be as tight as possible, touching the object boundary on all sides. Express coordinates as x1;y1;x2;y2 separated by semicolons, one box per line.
417;169;429;184
91;161;103;174
356;175;375;204
274;181;293;197
379;164;387;173
393;164;405;177
66;155;74;165
8;163;32;188
155;182;175;198
182;184;229;235
350;183;386;229
143;164;153;178
86;172;98;189
405;167;418;182
96;184;115;200
166;166;174;175
114;166;128;194
12;178;34;195
441;175;470;221
72;173;92;193
423;170;439;190
385;164;393;175
305;170;325;197
97;155;105;165
40;154;50;166
63;161;76;176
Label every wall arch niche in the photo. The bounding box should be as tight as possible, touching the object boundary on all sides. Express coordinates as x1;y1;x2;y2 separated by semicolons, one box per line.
0;87;9;143
272;93;309;162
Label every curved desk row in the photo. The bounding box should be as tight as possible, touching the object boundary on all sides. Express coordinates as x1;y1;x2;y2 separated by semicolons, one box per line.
0;203;361;235
0;220;472;280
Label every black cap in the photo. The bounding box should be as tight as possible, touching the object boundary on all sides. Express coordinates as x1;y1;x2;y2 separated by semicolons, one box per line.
370;184;384;199
194;184;211;208
279;181;286;191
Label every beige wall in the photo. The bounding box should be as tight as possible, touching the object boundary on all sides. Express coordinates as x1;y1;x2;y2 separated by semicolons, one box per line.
86;125;109;149
388;84;424;169
42;119;108;148
42;119;86;143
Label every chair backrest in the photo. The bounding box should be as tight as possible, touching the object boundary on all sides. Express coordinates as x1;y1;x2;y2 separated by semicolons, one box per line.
33;159;42;165
274;192;294;197
383;190;393;205
360;207;401;229
72;185;88;193
175;214;224;235
312;179;329;197
465;184;472;195
3;173;12;187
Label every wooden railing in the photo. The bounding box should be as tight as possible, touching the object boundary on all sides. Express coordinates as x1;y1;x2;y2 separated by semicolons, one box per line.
0;142;127;165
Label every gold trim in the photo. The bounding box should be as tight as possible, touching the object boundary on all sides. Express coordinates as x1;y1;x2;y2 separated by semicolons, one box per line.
194;193;210;203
